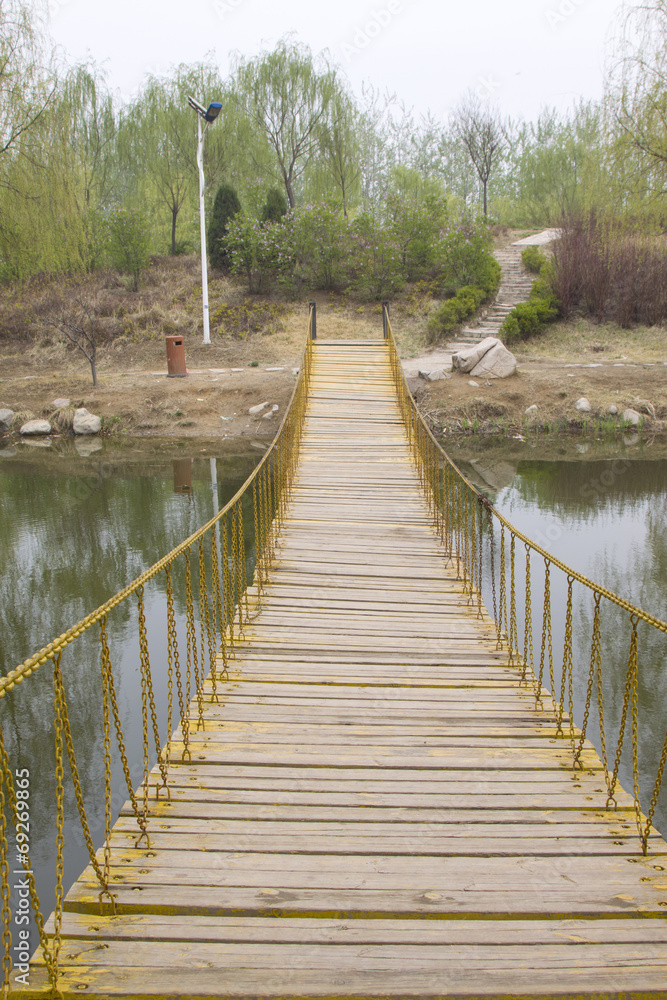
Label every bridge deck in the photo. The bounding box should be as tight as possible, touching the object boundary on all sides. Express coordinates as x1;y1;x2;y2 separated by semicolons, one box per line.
28;341;667;998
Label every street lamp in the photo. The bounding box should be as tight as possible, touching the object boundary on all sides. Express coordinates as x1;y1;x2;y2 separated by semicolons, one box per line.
188;95;222;345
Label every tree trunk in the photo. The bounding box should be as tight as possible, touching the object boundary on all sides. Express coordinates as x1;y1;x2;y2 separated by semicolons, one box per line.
90;354;97;387
171;206;178;255
483;180;488;218
284;166;296;209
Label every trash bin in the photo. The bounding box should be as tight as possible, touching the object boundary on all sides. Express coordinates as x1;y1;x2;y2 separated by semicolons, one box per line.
173;458;193;493
165;335;187;377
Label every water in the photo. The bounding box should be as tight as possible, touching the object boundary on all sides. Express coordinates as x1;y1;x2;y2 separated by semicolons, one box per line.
1;434;666;957
0;436;263;953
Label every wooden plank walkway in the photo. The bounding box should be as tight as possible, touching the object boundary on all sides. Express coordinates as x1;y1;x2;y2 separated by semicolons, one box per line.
26;340;667;998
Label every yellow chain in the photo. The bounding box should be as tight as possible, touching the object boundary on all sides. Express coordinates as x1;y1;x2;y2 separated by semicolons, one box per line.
574;593;602;771
222;514;234;654
499;528;508;651
536;559;554;709
593;595;611;796
232;504;243;636
183;549;204;733
52;633;116;911
509;535;518;668
199;538;217;703
556;576;575;741
237;500;250;625
137;585;168;793
166;564;189;765
135;587;152;844
642;727;667;854
99;620;113;897
522;544;534;684
608;616;638;809
163;567;175;783
210;531;227;682
252;477;264;596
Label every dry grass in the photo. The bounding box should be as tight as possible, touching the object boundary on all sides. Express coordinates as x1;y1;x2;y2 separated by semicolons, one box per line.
49;406;76;433
1;255;666;379
11;409;34;428
516;317;667;363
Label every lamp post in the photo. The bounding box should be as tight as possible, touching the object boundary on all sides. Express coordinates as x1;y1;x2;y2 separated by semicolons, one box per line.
187;96;222;345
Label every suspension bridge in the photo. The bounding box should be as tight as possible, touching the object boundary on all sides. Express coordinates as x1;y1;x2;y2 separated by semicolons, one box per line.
2;307;667;998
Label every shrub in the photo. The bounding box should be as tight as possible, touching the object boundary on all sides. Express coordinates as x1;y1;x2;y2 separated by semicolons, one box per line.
386;189;445;281
474;256;501;296
427;284;486;342
500;278;560;343
209;184;242;271
290;202;350;292
521;246;547;274
435;217;499;294
551;212;667;327
348;212;404;300
223;215;291;295
261;188;288;224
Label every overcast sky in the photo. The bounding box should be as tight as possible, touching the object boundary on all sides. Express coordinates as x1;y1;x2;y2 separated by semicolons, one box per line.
47;0;622;122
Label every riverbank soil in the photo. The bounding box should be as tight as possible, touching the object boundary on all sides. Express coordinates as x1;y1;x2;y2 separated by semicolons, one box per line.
0;252;666;443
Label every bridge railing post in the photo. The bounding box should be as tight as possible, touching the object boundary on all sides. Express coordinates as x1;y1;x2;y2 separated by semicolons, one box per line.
309;301;317;340
382;300;389;339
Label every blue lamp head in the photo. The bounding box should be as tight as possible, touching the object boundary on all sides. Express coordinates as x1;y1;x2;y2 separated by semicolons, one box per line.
204;102;222;123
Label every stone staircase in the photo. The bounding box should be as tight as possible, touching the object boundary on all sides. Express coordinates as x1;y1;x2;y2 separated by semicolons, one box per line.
459;246;535;341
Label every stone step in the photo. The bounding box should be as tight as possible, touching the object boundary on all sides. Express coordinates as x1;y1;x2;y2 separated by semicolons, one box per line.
455;243;538;340
461;326;502;336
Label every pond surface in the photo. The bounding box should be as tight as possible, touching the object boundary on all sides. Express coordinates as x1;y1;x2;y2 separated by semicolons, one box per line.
448;434;667;847
1;433;666;954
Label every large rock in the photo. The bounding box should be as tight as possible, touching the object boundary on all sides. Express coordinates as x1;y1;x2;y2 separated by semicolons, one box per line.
72;408;102;435
622;408;643;427
469;342;517;379
20;419;51;436
575;397;592;413
452;337;499;373
0;408;14;432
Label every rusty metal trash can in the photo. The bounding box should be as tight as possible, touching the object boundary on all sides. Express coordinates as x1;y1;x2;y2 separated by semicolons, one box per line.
165;335;187;377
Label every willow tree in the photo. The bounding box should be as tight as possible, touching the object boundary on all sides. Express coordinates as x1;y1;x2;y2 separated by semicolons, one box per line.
606;1;667;206
117;64;232;255
233;40;340;209
0;0;54;160
58;65;117;211
119;77;195;255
